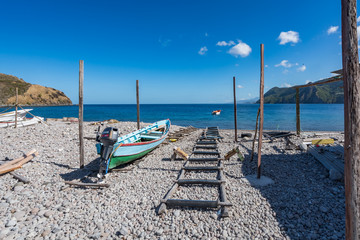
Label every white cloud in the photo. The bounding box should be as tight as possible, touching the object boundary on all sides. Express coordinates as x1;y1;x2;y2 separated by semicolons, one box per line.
281;83;292;88
278;31;300;45
205;32;208;37
283;69;289;74
216;40;235;47
237;85;244;89
228;41;252;57
358;26;360;39
327;26;339;35
297;65;306;72
358;16;360;22
265;65;269;68
248;93;252;97
198;46;208;55
275;60;293;68
305;80;311;84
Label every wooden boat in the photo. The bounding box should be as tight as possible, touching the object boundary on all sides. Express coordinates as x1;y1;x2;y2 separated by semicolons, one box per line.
96;119;171;172
212;110;221;115
0;109;32;122
0;117;44;128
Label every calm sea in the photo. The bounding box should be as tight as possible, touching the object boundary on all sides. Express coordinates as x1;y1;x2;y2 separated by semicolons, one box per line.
1;104;344;131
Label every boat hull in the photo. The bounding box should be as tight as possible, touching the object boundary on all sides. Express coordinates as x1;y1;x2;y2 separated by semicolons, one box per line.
96;119;171;170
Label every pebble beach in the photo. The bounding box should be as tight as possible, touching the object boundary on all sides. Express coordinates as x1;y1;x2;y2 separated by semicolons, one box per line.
0;121;345;239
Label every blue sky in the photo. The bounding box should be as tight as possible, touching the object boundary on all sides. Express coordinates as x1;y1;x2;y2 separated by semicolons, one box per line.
0;0;347;104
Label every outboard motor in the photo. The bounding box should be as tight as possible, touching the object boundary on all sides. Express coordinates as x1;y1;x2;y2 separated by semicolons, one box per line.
97;127;119;178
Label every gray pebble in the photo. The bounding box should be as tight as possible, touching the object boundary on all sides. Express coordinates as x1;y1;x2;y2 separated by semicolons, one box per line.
6;219;17;227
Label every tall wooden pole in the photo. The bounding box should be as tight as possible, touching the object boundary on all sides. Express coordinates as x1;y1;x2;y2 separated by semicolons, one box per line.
79;60;84;169
341;0;360;238
233;76;237;142
296;88;300;135
15;87;18;128
257;44;264;179
136;80;140;130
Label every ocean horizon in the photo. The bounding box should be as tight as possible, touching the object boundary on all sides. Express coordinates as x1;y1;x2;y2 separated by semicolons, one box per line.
1;103;344;131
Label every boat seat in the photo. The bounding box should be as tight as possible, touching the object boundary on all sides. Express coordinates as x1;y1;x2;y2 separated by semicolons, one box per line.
140;134;160;140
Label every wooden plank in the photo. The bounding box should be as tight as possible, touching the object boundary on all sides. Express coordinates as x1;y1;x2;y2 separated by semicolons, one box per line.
10;172;30;183
64;181;110;188
308;146;344;174
0;151;39;175
293;76;342;89
311;139;335;145
194;145;217;149
188;158;219;162
176;179;225;185
79;60;84;169
0;149;37;169
183;166;222;171
162;199;232;208
196;141;217;145
192;151;220;155
219;165;229;217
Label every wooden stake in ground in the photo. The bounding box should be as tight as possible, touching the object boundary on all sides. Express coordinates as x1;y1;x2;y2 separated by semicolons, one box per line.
233;76;238;142
15;87;18;128
136;80;140;130
250;108;260;162
296;88;300;136
79;60;84;169
341;0;360;238
257;44;264;179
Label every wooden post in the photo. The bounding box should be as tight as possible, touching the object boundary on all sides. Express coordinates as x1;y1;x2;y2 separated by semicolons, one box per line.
341;0;360;238
233;76;237;142
296;88;300;135
15;87;18;128
136;80;140;130
257;44;264;179
79;60;84;169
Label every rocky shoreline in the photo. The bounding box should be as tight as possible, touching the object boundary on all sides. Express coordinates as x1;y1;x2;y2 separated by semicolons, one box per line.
0;121;345;239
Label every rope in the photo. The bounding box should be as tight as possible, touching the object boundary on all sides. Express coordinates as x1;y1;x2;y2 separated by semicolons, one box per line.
18;105;48;126
0;106;14;114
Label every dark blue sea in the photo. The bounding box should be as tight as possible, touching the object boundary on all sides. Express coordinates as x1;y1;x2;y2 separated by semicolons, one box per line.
1;104;344;131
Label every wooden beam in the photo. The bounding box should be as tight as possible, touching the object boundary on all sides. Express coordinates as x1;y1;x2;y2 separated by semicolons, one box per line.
341;0;360;238
79;60;84;169
296;88;300;135
257;44;265;179
292;76;342;89
64;181;110;188
10;172;30;183
136;80;140;130
233;76;238;142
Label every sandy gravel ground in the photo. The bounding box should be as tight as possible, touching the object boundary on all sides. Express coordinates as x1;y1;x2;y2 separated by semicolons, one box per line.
0;121;345;239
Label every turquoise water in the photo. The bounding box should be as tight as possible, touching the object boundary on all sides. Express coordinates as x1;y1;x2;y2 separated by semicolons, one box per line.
1;104;344;131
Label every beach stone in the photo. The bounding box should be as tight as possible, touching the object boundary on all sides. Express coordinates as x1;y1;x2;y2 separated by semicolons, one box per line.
119;227;128;236
0;202;9;209
41;228;51;237
174;210;180;217
210;214;217;219
13;185;24;192
6;219;17;227
13;211;26;221
44;210;54;218
148;225;153;231
126;213;133;220
329;169;342;181
30;208;39;215
320;206;329;213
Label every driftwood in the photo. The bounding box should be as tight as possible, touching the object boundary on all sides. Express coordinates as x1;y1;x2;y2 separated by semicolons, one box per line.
224;146;240;160
0;150;38;175
10;172;30;183
171;147;189;161
64;181;110;188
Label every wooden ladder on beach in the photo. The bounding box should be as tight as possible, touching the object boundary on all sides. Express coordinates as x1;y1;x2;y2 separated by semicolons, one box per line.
157;127;231;218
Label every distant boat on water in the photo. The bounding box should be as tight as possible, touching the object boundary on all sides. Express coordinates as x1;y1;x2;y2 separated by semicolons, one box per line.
212;110;221;115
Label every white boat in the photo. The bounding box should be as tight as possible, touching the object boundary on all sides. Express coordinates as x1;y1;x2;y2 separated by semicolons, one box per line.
0;109;43;128
0;109;32;122
0;117;44;128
